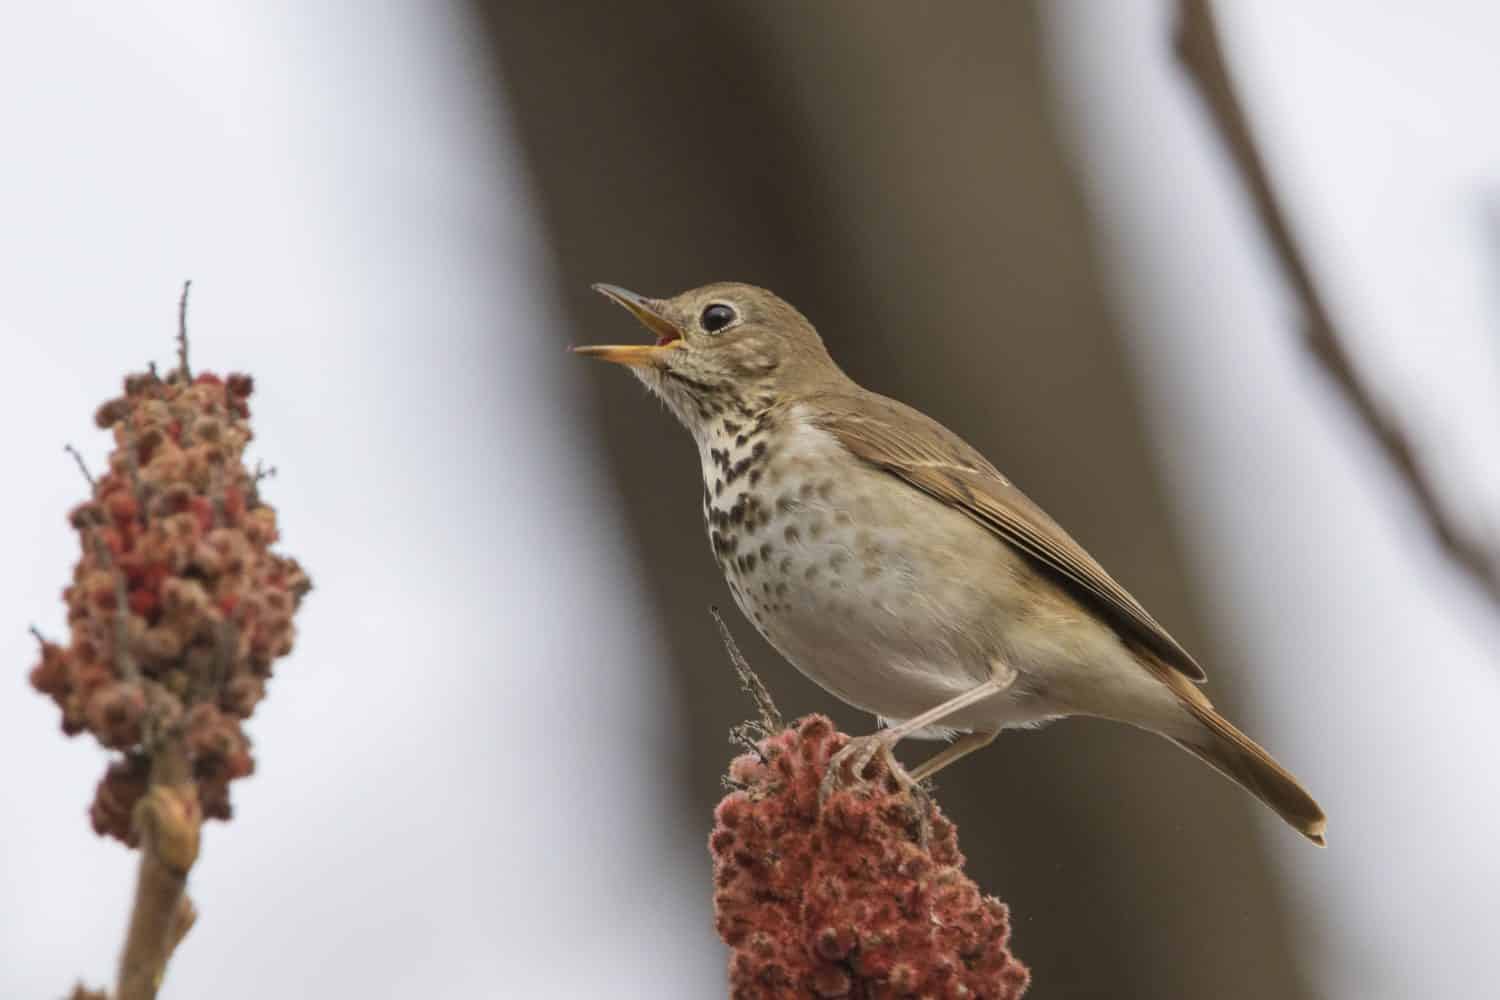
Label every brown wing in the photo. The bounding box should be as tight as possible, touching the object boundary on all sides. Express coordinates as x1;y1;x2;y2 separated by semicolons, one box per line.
809;390;1207;682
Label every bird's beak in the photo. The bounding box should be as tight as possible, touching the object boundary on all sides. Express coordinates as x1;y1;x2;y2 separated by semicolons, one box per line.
572;284;686;366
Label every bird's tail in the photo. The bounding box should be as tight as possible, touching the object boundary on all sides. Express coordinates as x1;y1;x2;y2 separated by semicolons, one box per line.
1171;701;1327;846
1133;644;1327;845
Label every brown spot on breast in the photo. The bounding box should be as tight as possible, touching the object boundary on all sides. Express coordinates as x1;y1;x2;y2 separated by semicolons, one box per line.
829;552;848;573
784;525;800;544
711;530;738;561
817;480;835;500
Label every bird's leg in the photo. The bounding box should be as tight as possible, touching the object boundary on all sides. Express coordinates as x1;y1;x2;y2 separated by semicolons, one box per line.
818;663;1016;804
910;729;998;784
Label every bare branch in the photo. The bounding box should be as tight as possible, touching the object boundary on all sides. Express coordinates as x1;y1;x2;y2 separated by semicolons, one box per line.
176;280;192;381
115;741;200;1000
1176;0;1500;608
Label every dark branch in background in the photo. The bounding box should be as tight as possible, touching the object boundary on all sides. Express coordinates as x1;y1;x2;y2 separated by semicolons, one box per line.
1176;0;1500;609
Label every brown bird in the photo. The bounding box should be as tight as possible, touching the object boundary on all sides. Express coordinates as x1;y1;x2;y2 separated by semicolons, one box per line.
575;282;1327;845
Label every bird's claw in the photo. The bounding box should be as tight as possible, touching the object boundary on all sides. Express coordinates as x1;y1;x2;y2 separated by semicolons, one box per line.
819;733;886;804
818;733;933;844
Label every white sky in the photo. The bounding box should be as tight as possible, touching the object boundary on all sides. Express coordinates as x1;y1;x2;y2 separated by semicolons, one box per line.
1048;2;1500;998
0;2;720;996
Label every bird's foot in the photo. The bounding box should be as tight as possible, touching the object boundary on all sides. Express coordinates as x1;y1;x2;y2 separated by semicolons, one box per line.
818;733;933;844
818;733;889;804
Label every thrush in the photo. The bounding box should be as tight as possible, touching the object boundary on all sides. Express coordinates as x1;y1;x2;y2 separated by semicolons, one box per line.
575;282;1327;845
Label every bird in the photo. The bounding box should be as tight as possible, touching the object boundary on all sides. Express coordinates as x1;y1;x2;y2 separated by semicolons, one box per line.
574;281;1327;845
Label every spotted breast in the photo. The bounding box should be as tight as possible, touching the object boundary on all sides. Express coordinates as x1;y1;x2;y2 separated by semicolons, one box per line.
698;403;1019;728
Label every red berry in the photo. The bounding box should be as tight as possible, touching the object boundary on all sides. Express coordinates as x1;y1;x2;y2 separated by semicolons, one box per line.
105;492;138;525
128;587;158;617
188;496;214;533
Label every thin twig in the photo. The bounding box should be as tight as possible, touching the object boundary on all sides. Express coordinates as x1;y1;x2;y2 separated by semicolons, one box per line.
710;606;783;737
246;462;276;511
1175;0;1500;609
64;444;97;489
176;280;192;382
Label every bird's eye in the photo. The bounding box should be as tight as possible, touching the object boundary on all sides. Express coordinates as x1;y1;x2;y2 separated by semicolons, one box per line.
700;303;736;333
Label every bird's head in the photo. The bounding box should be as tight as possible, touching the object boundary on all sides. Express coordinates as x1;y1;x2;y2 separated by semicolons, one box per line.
574;282;844;436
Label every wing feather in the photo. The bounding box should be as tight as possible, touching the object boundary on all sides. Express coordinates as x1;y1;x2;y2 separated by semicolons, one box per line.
809;391;1207;683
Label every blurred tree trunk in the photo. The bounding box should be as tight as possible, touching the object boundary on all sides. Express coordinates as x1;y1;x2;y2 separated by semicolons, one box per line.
471;2;1315;996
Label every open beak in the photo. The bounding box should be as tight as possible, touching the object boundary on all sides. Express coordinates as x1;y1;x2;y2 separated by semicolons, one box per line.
572;284;686;366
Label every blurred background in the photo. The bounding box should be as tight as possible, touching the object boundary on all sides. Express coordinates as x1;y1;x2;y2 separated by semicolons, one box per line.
2;1;1497;997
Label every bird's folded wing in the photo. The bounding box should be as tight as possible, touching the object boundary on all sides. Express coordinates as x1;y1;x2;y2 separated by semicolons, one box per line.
810;391;1207;683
